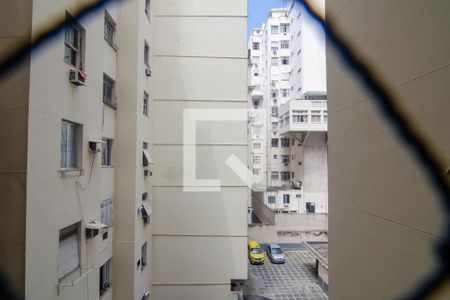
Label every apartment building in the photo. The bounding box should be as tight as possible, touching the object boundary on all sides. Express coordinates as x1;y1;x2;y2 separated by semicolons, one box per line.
248;1;328;214
0;0;247;300
327;1;450;299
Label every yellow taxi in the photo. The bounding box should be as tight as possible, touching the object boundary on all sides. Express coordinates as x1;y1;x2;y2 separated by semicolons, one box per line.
248;240;265;265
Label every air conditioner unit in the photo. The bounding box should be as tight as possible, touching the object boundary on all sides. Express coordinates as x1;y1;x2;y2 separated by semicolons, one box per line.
85;221;107;239
69;69;87;86
88;140;103;153
145;68;152;77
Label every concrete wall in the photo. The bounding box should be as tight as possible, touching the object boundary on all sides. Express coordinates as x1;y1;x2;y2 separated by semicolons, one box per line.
327;0;450;299
252;191;275;224
0;0;32;297
248;213;328;243
152;1;248;299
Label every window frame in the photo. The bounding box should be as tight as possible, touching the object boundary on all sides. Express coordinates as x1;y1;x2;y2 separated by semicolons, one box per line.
58;223;80;281
104;10;118;50
103;73;116;108
143;92;149;116
99;259;112;296
60;120;82;170
101;199;114;228
101;138;114;167
64;13;85;70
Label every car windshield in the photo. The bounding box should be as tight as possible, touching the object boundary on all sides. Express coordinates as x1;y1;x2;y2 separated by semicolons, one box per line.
271;248;282;254
251;248;263;254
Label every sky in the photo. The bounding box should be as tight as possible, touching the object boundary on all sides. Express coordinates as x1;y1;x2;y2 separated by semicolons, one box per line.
248;0;287;38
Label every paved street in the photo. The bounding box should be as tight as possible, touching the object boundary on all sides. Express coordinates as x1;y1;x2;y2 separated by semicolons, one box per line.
247;250;328;300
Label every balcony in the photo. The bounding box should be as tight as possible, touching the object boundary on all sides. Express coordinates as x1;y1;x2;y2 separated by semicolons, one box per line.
251;88;263;100
278;100;327;136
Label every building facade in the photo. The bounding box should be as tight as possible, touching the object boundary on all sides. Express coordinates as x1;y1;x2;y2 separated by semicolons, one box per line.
248;1;328;214
327;0;450;299
0;0;247;300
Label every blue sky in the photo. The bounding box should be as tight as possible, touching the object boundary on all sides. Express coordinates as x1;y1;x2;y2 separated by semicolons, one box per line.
248;0;287;38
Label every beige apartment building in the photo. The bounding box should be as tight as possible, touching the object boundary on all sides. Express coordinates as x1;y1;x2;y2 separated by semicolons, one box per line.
327;0;450;299
0;0;247;300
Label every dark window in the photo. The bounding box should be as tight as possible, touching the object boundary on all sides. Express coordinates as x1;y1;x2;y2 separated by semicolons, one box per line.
283;194;290;204
99;259;112;295
101;138;113;166
104;10;117;48
103;73;116;107
143;92;149;116
271;138;279;147
64;13;85;70
268;196;276;204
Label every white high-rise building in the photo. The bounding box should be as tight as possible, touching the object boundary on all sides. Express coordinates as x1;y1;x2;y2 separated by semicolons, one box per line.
248;1;328;214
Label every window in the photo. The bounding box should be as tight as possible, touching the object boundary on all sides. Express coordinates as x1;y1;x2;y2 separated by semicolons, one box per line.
268;195;276;203
253;142;261;149
271;90;278;98
271;57;279;66
253;168;260;175
101;199;113;228
61;120;81;169
271;106;278;116
101;138;113;166
271;41;278;51
103;73;116;107
292;172;295;178
253;72;259;77
271;138;279;147
281;73;290;81
271;26;279;34
58;223;80;280
281;155;290;164
283;194;290;204
281;89;289;97
306;202;316;213
141;242;148;269
281;171;291;181
64;13;85;70
99;259;112;296
323;111;328;123
280;23;289;33
273;155;277;159
252;42;260;50
143;142;153;166
281;138;290;147
271;172;279;180
254;127;261;135
272;122;278;132
144;41;150;67
143;92;149;116
280;40;289;49
311;110;321;123
142;192;148;201
104;11;117;49
145;0;151;19
253;155;261;165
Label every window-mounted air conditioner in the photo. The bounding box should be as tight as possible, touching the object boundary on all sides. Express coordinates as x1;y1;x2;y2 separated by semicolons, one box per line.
69;69;87;86
145;68;152;77
88;140;104;153
85;221;107;239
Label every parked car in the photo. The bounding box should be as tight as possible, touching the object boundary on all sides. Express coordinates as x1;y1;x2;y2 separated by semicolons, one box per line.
248;240;265;265
267;244;285;264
